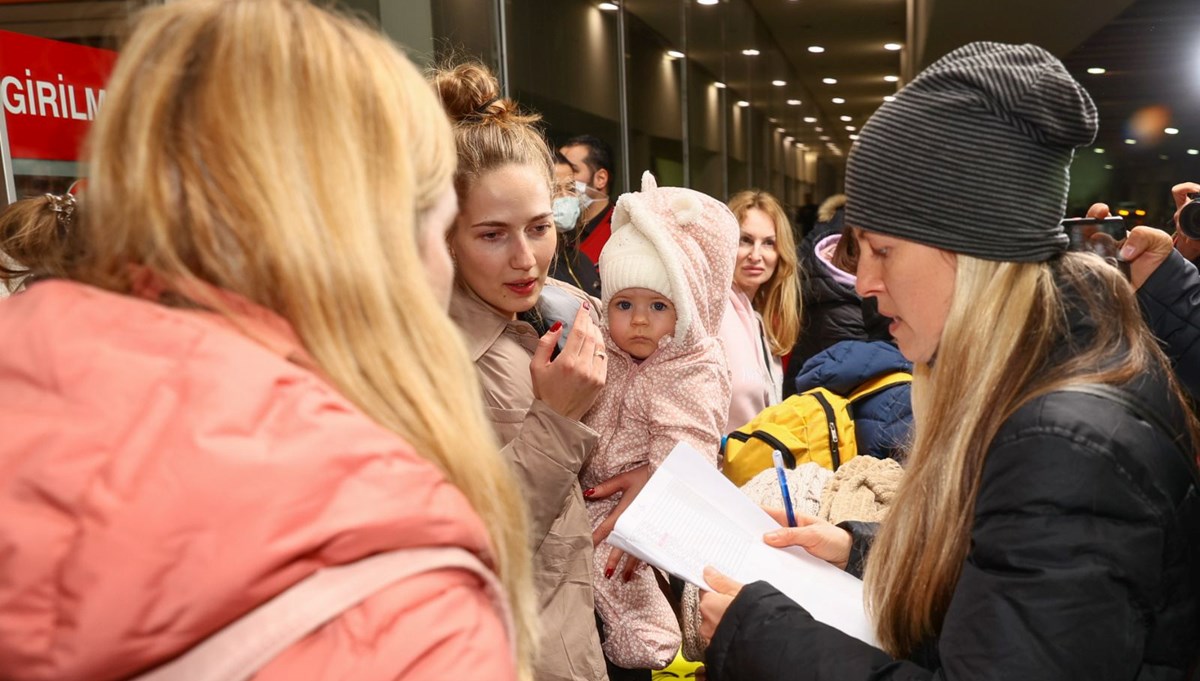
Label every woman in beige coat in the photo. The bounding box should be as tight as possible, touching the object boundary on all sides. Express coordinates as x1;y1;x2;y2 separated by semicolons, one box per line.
432;63;609;681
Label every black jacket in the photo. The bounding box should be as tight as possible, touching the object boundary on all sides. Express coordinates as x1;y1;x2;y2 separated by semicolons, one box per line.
1138;249;1200;403
707;287;1200;680
786;227;889;397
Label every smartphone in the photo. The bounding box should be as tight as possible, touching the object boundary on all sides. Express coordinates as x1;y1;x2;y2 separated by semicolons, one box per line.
536;285;584;352
1061;216;1129;278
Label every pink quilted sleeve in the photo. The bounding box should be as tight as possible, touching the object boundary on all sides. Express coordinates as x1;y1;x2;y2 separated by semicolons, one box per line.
253;569;517;681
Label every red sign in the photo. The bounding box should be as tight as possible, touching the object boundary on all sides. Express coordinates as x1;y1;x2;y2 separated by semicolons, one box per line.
0;30;117;162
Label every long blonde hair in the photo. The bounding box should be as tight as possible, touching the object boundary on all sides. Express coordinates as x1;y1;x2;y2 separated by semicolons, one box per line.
727;190;801;355
73;0;535;674
864;252;1199;656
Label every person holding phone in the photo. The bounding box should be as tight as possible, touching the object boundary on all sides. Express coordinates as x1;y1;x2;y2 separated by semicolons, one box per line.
432;62;610;681
698;42;1200;680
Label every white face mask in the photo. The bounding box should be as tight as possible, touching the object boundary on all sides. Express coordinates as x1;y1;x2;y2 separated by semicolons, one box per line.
552;195;581;232
575;180;597;211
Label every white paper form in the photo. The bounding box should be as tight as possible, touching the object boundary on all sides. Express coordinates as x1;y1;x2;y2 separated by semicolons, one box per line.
608;442;880;647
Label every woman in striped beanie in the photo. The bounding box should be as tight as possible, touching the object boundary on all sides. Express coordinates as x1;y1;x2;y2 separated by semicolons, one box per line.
699;41;1200;680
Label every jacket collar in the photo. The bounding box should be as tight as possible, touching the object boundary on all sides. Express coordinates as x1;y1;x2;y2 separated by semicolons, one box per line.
450;284;516;362
129;267;321;374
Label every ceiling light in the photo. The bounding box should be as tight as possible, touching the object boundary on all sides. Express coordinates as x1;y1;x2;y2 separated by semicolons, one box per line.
840;115;852;122
1104;164;1114;170
884;75;899;82
666;50;684;59
815;127;824;132
884;43;903;51
714;81;726;89
742;49;760;56
883;95;896;102
736;100;750;107
1166;127;1180;135
849;134;860;140
769;117;777;123
808;46;825;54
832;97;845;104
772;79;787;87
820;135;831;141
822;77;837;85
1125;138;1137;145
803;116;817;123
787;99;802;106
846;125;856;131
1094;148;1105;154
1087;67;1106;75
1161;154;1170;160
776;127;786;133
697;0;718;4
1190;149;1199;155
598;2;618;9
783;136;793;144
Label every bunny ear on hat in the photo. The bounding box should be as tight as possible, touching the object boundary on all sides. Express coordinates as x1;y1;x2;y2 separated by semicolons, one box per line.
640;170;658;192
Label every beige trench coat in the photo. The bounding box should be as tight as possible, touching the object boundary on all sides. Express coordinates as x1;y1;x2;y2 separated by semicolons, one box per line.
450;282;609;681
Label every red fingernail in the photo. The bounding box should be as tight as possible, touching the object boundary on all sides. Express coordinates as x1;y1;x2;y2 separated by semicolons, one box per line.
583;488;595;498
604;567;614;579
583;300;591;310
550;321;563;333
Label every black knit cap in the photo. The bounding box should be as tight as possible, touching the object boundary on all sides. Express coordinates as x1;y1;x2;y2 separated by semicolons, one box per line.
845;42;1098;262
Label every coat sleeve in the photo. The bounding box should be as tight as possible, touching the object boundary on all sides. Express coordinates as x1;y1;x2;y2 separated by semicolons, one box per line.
707;429;1171;681
1137;249;1200;401
499;399;598;545
645;355;732;469
254;568;515;681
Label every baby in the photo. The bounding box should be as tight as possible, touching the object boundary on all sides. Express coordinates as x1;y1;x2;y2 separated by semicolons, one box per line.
582;172;737;670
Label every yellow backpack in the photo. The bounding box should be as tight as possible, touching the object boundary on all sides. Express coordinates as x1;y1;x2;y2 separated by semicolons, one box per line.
721;371;912;487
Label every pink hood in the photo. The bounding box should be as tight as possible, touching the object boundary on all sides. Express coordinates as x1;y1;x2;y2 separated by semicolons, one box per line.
0;281;500;681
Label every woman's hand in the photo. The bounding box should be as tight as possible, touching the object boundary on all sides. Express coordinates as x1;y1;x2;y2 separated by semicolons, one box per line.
699;567;744;646
587;464;651;581
531;302;606;421
762;509;852;570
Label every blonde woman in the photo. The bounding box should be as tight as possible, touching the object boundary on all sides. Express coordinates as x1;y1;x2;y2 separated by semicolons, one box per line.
0;1;534;680
720;190;801;430
431;62;610;681
700;43;1199;679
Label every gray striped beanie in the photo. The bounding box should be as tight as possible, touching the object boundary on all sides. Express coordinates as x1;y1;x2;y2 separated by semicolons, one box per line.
845;42;1098;262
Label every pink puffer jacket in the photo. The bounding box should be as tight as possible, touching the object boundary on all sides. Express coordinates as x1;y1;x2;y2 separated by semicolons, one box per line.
581;174;736;670
0;280;513;681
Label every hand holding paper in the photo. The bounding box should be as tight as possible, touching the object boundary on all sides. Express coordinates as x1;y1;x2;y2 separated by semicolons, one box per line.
607;442;879;647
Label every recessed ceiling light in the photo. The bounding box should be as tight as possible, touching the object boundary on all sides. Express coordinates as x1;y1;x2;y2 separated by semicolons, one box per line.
884;43;903;51
815;127;824;132
822;77;837;85
697;0;718;4
598;2;619;9
1165;127;1180;135
1190;149;1200;155
846;125;856;131
1094;148;1105;154
772;79;787;87
666;50;685;59
840;115;852;122
803;117;817;123
1125;138;1137;145
849;134;860;140
736;100;750;107
742;49;760;56
714;81;726;89
832;97;845;104
1087;67;1106;75
1160;154;1170;160
884;75;899;82
883;95;896;102
769;117;777;123
820;135;831;141
787;99;802;106
776;127;786;133
1104;164;1114;170
808;46;825;54
783;136;793;144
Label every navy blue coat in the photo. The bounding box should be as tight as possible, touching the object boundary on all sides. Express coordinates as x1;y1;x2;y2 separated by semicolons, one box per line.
793;339;913;460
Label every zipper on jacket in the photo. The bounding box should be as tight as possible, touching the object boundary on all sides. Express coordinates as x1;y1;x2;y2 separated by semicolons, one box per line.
811;392;842;470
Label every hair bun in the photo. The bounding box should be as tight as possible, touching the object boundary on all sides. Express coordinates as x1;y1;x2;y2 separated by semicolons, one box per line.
430;61;539;127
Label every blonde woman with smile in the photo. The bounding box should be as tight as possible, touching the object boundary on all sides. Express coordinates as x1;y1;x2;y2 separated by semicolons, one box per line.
720;190;801;431
432;62;610;681
0;1;535;679
699;42;1199;680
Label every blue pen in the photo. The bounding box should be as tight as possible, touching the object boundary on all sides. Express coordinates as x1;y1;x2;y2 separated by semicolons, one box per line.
772;450;797;527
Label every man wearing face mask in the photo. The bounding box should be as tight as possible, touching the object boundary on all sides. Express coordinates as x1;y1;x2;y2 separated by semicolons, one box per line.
560;134;616;264
549;151;601;296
